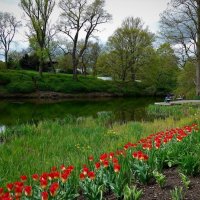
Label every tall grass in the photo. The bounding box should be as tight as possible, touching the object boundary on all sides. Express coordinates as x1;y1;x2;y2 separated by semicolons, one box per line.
0;108;199;186
147;104;200;120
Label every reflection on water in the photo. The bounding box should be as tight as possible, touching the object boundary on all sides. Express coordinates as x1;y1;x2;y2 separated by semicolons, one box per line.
0;97;161;126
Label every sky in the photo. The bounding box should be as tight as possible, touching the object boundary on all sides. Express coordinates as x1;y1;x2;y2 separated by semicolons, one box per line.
0;0;170;51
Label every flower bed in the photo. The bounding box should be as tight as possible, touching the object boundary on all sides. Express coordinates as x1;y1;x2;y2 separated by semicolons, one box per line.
0;124;199;200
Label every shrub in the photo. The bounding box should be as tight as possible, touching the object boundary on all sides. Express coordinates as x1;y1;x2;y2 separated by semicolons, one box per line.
6;81;35;93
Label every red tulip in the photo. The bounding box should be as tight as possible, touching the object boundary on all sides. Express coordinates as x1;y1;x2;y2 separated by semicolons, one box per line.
95;162;101;169
24;186;32;196
20;175;27;182
49;182;59;197
114;164;120;173
79;173;85;180
88;155;94;162
88;171;95;180
41;191;48;200
6;183;13;192
32;174;39;181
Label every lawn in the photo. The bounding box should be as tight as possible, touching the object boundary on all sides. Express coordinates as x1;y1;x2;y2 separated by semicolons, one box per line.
0;70;143;96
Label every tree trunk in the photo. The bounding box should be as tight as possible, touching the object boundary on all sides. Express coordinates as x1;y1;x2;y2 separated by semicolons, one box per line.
39;64;43;77
48;53;56;73
83;64;87;76
73;59;78;81
197;0;200;96
5;50;8;69
39;48;44;77
93;66;96;76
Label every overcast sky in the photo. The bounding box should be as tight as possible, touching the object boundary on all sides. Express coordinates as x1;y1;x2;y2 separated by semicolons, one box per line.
0;0;170;50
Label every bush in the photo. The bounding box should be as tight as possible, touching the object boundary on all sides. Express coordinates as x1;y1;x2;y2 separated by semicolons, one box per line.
6;81;35;93
0;74;10;85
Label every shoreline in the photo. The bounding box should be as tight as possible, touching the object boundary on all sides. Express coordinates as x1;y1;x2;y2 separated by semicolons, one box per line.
0;91;125;99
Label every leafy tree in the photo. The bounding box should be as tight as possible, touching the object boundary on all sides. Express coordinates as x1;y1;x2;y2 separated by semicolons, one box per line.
7;50;24;69
78;40;102;76
159;0;200;96
96;52;114;77
20;0;55;76
19;53;39;70
106;17;154;81
0;12;21;68
58;0;112;80
56;54;73;73
139;43;179;95
175;60;196;98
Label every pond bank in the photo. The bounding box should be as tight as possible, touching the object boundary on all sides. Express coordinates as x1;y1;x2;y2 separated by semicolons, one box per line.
0;91;124;99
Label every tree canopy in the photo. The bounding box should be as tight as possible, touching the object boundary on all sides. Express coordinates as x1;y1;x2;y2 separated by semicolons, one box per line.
58;0;112;80
20;0;55;76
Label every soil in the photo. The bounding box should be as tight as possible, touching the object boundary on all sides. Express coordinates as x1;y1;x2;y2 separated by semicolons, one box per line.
78;167;200;200
138;167;200;200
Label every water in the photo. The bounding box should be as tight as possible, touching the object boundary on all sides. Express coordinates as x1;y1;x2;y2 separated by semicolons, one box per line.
0;97;160;126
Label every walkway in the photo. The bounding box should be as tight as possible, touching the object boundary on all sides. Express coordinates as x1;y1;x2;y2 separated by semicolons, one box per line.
155;100;200;106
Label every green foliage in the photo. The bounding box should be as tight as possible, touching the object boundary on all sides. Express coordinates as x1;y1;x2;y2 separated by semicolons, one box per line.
0;74;10;85
179;173;190;190
132;161;152;184
0;69;147;95
0;61;6;70
139;43;179;96
104;17;154;82
79;178;104;200
56;54;73;72
123;184;143;200
147;104;200;120
6;81;35;93
153;170;166;188
175;61;196;98
170;187;184;200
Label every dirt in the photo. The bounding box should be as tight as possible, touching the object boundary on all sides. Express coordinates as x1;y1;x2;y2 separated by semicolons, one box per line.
138;167;200;200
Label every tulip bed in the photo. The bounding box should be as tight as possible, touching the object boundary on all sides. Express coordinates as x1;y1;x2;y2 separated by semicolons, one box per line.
0;123;199;200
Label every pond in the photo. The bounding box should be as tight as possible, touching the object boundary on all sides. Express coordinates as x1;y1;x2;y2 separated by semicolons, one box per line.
0;97;160;127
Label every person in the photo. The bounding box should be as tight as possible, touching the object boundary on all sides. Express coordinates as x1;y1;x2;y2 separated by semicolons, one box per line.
164;95;171;103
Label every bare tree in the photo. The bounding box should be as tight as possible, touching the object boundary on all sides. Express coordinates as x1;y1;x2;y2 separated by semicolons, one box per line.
159;0;200;96
20;0;55;76
0;12;21;68
58;0;112;80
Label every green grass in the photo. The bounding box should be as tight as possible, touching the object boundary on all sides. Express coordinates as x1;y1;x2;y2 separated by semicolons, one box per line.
0;70;144;95
147;104;200;120
0;108;199;186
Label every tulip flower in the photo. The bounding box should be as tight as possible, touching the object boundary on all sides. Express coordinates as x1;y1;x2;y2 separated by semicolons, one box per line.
24;186;32;196
41;191;48;200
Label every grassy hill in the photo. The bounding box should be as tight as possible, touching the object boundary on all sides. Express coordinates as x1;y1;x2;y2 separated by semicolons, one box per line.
0;70;145;97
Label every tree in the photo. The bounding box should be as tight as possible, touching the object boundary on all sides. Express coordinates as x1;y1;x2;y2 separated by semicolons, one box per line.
7;50;24;69
0;12;21;68
45;26;58;72
58;0;112;80
106;17;154;81
175;59;196;98
139;43;179;95
78;40;102;75
19;53;39;70
20;0;55;76
159;0;200;96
